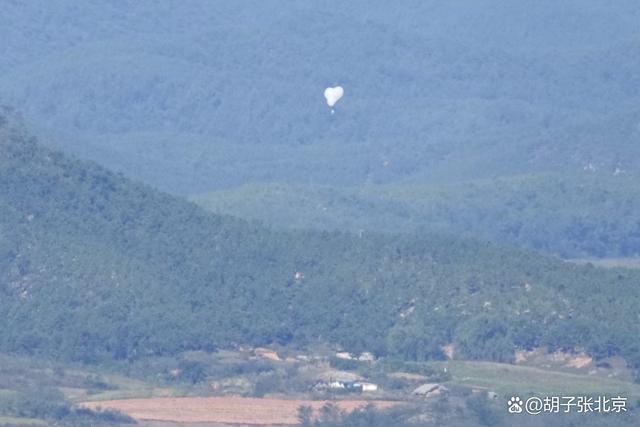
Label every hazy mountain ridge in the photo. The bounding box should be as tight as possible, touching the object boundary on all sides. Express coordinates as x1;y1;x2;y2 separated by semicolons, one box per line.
192;173;640;258
1;1;639;194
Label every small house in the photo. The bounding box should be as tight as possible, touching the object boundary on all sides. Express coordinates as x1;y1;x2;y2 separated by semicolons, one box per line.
354;381;379;392
413;383;448;398
358;352;375;362
328;381;346;389
336;352;354;360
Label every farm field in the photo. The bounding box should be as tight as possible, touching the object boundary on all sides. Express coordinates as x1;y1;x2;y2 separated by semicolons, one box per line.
435;360;640;398
73;357;640;424
2;350;640;426
81;397;399;425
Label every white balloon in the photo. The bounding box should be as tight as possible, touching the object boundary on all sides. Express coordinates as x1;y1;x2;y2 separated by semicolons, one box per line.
324;86;344;108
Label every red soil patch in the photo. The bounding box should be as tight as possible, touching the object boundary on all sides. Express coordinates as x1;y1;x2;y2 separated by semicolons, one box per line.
81;396;399;425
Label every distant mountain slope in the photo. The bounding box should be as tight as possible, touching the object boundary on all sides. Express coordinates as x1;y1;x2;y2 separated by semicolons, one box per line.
1;117;640;377
0;1;639;194
191;173;640;258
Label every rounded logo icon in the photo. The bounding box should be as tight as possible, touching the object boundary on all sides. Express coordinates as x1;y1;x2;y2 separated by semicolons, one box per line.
507;396;523;413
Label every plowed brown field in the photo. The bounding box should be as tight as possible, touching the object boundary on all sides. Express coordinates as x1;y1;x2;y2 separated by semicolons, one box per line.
81;396;399;425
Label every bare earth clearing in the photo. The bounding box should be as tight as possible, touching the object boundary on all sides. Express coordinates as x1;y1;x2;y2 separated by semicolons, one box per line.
81;396;399;425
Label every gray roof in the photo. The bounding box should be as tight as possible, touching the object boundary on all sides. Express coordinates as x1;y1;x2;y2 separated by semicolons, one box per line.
412;383;441;395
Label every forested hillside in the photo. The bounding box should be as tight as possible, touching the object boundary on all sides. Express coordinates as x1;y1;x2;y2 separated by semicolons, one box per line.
2;116;640;377
2;1;638;260
192;173;640;258
1;0;639;193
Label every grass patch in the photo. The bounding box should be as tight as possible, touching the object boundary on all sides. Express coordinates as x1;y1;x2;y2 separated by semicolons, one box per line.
80;386;183;402
0;416;47;426
569;257;640;269
59;368;184;403
0;390;17;398
75;372;182;402
434;361;640;398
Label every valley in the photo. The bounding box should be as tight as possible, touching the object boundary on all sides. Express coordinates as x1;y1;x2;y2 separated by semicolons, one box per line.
2;346;640;426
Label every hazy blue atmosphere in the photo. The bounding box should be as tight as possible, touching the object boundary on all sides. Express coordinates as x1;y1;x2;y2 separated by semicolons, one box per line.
1;2;640;426
2;1;640;259
2;0;639;192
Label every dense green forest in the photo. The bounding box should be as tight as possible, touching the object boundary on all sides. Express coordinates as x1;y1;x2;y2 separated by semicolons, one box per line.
2;1;639;260
2;1;638;195
192;173;640;258
2;115;640;378
0;0;640;264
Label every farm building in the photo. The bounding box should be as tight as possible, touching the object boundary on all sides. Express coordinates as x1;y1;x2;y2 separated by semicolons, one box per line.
314;381;379;393
354;382;378;392
329;381;346;389
335;352;354;360
358;352;375;362
412;383;448;398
